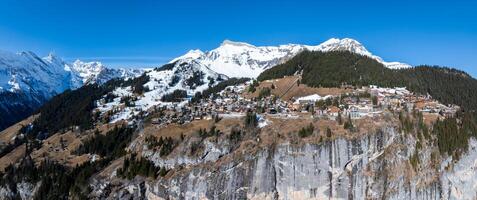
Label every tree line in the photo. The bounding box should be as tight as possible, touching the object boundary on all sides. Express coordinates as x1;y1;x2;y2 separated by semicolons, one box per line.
257;50;477;113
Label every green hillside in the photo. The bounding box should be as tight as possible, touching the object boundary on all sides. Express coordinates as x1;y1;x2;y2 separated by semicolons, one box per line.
258;51;477;112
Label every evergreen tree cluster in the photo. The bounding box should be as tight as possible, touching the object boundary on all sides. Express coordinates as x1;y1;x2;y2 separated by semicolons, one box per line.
144;135;177;157
258;87;272;99
248;80;259;93
0;156;114;200
343;115;355;132
26;84;105;138
326;127;333;138
433;113;477;158
168;75;180;87
161;89;187;102
104;92;117;103
185;71;205;89
117;153;163;179
244;112;258;128
191;78;250;102
75;125;134;158
197;125;221;139
154;62;176;72
257;51;477;113
160;137;175;157
298;123;315;138
399;111;415;134
120;95;137;107
228;127;243;145
129;74;150;95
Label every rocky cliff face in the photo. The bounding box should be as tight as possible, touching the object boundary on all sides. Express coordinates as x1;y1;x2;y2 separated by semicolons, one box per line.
86;124;477;200
1;121;476;199
143;127;420;200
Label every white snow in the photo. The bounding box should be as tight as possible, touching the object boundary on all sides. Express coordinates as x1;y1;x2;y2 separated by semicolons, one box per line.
369;85;411;96
0;49;143;100
169;49;204;63
258;118;271;128
95;58;226;123
168;38;412;79
307;38;412;69
0;50;74;97
72;59;144;85
294;94;332;104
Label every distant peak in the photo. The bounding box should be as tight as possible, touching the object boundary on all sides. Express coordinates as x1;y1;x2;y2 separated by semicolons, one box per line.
44;52;61;62
169;49;205;63
72;59;104;71
73;59;83;64
320;38;341;45
317;38;412;69
320;38;363;47
186;49;204;56
220;40;255;48
341;38;361;43
73;59;102;65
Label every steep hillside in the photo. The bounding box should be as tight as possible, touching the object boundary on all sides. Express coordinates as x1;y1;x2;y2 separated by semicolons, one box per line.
0;50;143;130
258;50;477;112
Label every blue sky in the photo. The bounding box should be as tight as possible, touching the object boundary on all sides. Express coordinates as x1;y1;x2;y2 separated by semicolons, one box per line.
0;0;476;76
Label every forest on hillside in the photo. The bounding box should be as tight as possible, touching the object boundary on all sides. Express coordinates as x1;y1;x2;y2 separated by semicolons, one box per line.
257;50;477;112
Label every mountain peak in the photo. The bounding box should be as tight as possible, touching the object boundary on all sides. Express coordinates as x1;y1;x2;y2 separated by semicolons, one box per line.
44;52;63;64
73;59;104;70
316;38;371;57
220;40;256;48
166;37;412;78
314;38;412;69
170;49;204;63
321;38;361;45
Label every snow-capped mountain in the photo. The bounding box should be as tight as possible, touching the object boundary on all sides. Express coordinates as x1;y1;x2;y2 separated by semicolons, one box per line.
0;50;144;130
0;51;143;96
169;38;411;78
97;58;227;123
71;60;144;85
311;38;412;69
0;51;76;98
0;38;409;130
103;37;410;121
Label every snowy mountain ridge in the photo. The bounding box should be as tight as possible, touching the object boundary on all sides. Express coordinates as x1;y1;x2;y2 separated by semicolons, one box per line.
97;58;227;123
0;50;144;130
0;51;143;95
169;38;412;78
71;59;144;85
0;38;410;130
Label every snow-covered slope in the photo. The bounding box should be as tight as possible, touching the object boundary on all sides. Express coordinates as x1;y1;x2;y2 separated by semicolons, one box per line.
71;60;143;85
169;38;411;78
0;50;144;130
309;38;412;69
0;50;143;96
96;58;227;123
0;51;75;97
